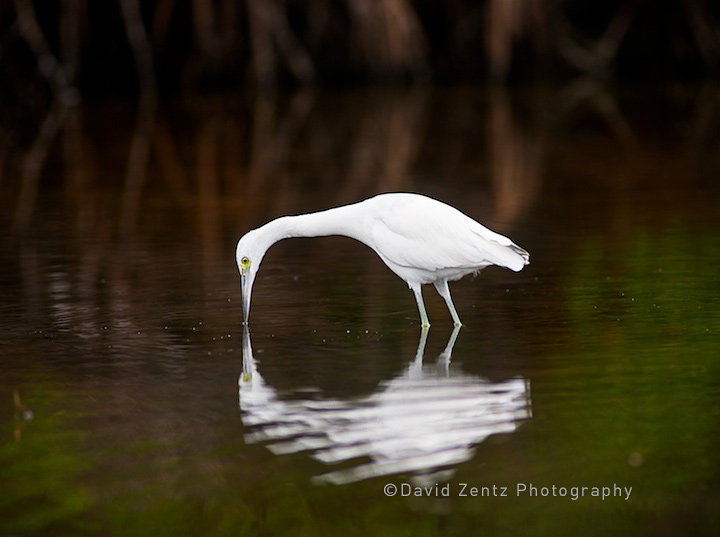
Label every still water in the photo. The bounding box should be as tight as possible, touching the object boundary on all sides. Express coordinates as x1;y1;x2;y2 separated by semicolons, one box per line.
2;86;720;535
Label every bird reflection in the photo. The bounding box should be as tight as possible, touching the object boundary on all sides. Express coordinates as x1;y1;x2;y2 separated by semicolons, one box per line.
239;327;531;485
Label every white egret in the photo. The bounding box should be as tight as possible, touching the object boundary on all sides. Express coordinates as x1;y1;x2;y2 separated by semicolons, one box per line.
236;192;529;326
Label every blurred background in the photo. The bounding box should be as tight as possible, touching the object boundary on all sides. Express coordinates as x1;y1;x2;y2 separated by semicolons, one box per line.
3;0;720;223
3;0;720;102
2;2;720;535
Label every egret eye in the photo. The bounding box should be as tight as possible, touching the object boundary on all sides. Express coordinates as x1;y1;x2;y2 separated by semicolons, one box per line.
240;256;251;276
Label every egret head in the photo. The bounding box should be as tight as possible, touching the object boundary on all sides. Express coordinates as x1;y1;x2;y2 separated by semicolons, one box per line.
236;229;270;324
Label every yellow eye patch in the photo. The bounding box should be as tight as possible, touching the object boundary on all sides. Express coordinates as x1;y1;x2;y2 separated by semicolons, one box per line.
240;256;251;275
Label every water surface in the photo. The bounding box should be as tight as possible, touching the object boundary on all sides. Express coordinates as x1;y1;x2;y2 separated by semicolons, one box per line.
2;86;720;535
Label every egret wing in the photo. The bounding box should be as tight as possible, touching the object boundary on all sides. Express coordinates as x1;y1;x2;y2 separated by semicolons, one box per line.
369;195;527;272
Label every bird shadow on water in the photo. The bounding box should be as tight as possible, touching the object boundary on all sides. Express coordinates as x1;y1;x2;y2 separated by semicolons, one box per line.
239;326;531;486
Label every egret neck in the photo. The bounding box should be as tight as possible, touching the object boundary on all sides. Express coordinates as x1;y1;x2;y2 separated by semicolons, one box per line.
237;203;367;324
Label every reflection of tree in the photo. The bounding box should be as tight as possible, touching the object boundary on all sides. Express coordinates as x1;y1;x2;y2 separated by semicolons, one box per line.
13;103;68;232
238;90;429;221
120;98;157;238
554;79;638;150
338;89;427;200
240;326;531;485
488;89;544;229
8;83;720;323
687;85;720;165
5;84;542;332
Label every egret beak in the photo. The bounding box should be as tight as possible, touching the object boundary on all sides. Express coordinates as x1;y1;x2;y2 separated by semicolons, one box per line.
240;324;253;383
240;270;254;325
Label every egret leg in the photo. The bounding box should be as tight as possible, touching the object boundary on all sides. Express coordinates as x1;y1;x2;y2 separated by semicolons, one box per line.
410;284;431;327
433;280;462;327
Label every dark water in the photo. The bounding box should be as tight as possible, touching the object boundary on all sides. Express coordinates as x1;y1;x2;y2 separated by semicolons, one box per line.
2;86;720;535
